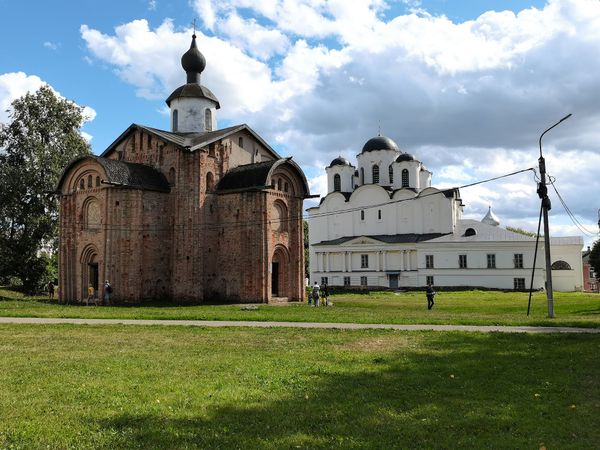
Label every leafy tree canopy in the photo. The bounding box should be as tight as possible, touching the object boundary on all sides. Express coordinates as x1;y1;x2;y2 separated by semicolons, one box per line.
0;85;91;290
589;240;600;281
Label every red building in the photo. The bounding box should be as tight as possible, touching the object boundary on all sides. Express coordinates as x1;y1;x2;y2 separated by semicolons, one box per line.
56;34;310;304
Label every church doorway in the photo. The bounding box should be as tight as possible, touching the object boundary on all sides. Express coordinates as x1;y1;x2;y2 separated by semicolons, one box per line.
81;245;100;301
271;246;290;299
388;274;399;289
89;262;99;291
271;262;279;296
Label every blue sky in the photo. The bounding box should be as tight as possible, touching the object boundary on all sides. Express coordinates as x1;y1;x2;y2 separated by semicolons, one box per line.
1;0;599;245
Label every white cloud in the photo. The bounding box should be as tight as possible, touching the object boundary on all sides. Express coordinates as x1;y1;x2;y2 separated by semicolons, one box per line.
308;171;328;201
0;72;46;123
148;0;157;11
220;13;290;60
43;41;60;50
80;0;600;239
82;105;97;123
81;131;93;142
0;72;96;141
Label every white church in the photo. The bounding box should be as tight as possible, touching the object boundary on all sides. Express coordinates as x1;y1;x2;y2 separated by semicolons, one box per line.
307;135;584;291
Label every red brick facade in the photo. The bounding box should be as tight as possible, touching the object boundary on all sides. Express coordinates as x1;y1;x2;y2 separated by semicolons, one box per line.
57;126;310;304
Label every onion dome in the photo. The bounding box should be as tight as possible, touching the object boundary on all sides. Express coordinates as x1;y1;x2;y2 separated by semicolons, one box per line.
396;153;415;162
182;34;206;83
481;206;500;226
328;156;352;168
165;34;220;109
361;135;399;153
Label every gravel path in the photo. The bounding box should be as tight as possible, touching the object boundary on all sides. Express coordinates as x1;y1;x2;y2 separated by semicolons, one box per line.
1;317;599;333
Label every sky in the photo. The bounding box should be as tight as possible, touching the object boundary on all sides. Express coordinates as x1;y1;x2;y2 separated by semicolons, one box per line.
1;0;599;247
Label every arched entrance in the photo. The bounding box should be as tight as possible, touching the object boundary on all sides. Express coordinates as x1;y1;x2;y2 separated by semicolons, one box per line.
271;246;290;299
80;245;99;300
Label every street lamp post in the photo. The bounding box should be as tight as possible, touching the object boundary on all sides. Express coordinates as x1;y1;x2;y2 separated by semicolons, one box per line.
537;113;571;318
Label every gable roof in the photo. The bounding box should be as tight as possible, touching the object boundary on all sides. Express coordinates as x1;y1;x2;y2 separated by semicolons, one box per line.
56;155;170;193
314;233;448;246
100;123;281;160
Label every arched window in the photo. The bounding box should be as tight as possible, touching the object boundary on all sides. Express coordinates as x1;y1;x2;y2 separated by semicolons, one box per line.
238;137;244;148
87;175;93;188
83;198;101;230
360;210;365;221
333;174;341;192
95;176;100;187
206;172;214;192
172;109;178;132
79;179;85;190
277;179;282;191
284;182;289;192
551;260;572;270
372;165;379;184
205;109;212;131
402;169;409;187
389;165;394;184
464;228;477;237
168;168;176;186
360;168;364;185
272;200;288;232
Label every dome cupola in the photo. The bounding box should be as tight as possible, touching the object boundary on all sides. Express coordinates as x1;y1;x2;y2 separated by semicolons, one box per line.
166;33;220;133
361;135;399;153
181;34;206;84
328;156;352;168
481;206;500;227
396;153;415;162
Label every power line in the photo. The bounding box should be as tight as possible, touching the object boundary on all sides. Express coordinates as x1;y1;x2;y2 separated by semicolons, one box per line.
59;167;536;233
547;175;599;237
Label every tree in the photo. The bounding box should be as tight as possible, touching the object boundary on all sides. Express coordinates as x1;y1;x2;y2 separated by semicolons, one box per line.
590;240;600;281
506;226;538;237
0;85;90;291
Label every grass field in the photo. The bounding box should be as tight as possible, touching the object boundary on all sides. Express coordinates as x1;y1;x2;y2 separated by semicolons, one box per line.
1;324;599;449
1;287;599;328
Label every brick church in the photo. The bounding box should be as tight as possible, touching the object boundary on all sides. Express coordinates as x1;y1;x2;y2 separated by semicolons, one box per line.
56;33;311;304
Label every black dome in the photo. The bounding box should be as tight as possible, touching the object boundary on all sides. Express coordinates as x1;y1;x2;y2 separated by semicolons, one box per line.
181;35;206;75
396;153;415;162
329;156;352;167
361;135;400;153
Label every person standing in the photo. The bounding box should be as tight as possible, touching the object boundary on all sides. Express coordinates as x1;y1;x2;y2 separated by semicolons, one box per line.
426;283;435;310
47;281;55;299
322;282;329;306
103;280;113;306
86;285;96;306
312;282;320;307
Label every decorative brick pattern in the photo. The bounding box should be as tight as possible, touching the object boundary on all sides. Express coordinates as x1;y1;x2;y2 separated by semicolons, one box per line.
58;128;308;304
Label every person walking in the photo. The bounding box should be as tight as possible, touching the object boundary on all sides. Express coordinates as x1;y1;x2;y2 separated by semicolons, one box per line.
426;283;435;310
312;282;320;307
47;281;55;299
322;282;329;306
103;280;113;306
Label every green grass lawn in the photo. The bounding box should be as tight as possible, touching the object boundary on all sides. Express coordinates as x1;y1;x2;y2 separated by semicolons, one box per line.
0;324;598;449
1;287;599;328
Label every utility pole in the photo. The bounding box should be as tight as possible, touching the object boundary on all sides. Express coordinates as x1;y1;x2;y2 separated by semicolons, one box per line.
537;113;571;318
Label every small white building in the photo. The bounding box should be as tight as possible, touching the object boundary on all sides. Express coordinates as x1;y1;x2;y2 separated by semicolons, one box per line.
307;135;583;291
